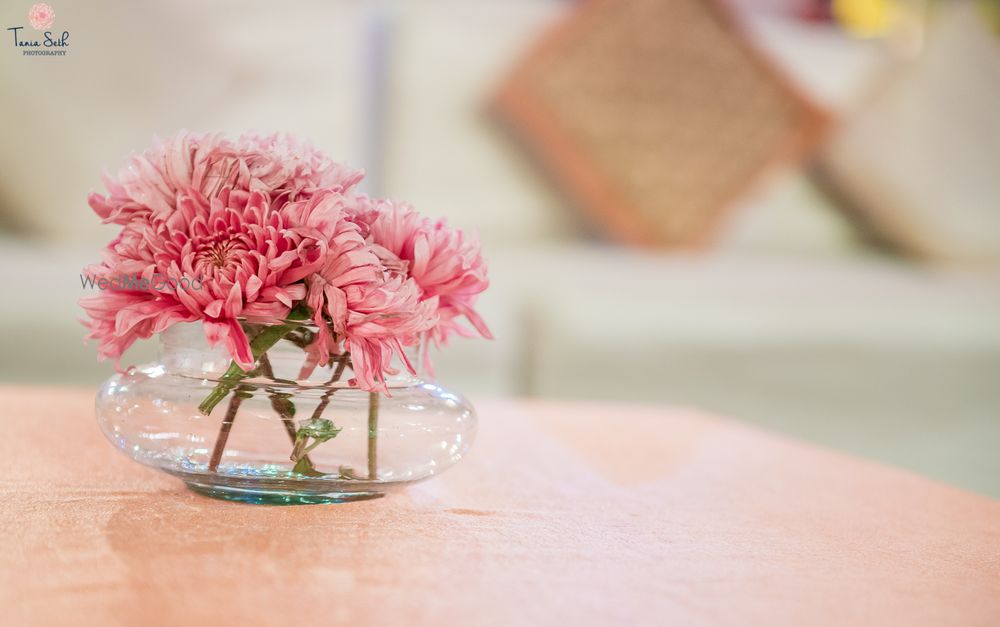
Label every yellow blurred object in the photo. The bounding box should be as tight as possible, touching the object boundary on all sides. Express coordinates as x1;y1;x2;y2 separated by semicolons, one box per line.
834;0;901;37
979;0;1000;34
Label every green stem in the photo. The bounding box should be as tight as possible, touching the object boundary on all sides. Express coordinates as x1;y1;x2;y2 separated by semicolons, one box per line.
207;384;252;472
367;391;379;480
287;354;349;477
256;353;304;448
197;309;309;416
307;354;350;423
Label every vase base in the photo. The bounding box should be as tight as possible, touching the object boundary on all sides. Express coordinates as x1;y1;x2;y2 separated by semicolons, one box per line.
184;481;385;505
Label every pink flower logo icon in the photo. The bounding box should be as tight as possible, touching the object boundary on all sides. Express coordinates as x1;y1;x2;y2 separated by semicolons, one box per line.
28;3;55;30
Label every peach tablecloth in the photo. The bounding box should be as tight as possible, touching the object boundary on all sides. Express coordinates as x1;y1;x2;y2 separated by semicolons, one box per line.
1;386;998;626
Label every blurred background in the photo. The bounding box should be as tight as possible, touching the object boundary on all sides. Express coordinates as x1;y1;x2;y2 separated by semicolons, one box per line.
1;0;998;495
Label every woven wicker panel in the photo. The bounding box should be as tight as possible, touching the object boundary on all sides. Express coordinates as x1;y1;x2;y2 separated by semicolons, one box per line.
494;0;828;247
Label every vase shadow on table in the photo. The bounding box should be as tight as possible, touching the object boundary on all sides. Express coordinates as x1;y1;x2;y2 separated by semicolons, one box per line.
99;491;398;622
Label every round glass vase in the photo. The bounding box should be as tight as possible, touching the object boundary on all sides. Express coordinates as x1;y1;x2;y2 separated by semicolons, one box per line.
95;322;477;504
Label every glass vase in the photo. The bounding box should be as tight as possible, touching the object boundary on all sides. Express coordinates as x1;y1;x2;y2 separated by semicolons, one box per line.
95;322;477;504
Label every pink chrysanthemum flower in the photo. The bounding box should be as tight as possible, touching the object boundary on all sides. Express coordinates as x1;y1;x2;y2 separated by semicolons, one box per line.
82;131;481;392
348;197;492;369
81;187;336;369
88;132;363;226
82;132;373;372
339;276;437;391
289;191;437;390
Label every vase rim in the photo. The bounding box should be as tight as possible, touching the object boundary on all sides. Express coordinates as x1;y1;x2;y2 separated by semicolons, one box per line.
155;321;424;389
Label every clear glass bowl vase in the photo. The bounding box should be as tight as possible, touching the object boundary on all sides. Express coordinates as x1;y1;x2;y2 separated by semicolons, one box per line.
95;323;477;504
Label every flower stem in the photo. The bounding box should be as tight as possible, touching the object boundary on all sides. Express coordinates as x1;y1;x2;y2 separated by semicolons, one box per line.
207;384;251;472
256;354;298;441
307;354;350;423
197;308;310;416
367;391;379;480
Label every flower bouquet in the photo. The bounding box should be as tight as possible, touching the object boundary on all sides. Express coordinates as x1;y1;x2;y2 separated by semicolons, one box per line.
82;132;490;504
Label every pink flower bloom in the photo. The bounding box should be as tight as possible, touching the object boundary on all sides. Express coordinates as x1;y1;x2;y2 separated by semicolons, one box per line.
233;133;364;203
28;3;54;30
83;131;371;371
82;131;487;391
78;290;192;366
293;192;438;390
81;187;333;369
341;276;437;391
349;197;492;370
88;131;363;226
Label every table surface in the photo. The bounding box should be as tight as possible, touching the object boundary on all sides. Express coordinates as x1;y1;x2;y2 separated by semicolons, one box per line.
1;387;997;626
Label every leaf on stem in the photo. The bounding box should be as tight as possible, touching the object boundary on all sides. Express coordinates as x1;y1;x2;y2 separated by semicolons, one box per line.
290;417;342;476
